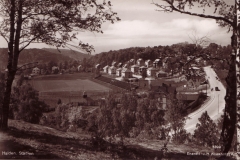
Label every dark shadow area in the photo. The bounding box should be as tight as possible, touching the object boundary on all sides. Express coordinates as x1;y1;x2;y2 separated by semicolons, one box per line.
5;126;236;160
0;139;62;159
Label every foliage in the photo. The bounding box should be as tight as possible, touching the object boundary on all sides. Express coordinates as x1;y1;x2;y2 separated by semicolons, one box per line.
153;0;236;153
193;111;219;147
86;92;166;141
40;103;87;131
0;0;119;130
10;83;50;124
87;43;231;72
165;99;188;144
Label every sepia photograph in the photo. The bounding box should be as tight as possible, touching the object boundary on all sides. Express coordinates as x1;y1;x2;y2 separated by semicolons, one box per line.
0;0;238;159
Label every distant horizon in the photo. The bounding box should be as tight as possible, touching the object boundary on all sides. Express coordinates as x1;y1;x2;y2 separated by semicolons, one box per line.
0;40;232;55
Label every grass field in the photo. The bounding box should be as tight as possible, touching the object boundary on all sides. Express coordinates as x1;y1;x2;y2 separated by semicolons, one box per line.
29;74;112;105
30;79;111;92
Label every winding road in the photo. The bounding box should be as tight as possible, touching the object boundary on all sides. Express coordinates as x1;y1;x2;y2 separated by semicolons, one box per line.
185;66;226;133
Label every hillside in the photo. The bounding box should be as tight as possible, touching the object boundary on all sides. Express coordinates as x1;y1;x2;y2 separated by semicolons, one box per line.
87;43;231;71
0;48;74;69
0;119;234;160
43;48;91;61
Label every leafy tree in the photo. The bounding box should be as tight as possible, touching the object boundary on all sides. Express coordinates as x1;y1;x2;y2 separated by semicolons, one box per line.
165;99;188;144
194;111;219;147
0;0;119;130
134;98;165;139
153;0;237;153
10;83;50;124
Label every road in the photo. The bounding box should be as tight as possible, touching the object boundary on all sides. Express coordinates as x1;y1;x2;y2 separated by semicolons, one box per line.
184;66;226;133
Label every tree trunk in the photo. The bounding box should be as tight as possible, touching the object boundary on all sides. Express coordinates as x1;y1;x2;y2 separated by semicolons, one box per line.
220;30;237;153
0;0;15;131
1;71;15;130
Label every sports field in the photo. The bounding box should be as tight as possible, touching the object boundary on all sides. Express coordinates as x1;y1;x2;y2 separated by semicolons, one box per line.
31;79;111;92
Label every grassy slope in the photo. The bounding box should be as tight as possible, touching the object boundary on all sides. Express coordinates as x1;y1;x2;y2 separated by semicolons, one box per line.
0;120;236;160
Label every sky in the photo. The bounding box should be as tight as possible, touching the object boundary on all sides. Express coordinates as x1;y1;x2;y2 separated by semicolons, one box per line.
0;0;235;54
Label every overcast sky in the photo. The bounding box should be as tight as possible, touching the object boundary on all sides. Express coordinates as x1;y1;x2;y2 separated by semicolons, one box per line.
0;0;235;54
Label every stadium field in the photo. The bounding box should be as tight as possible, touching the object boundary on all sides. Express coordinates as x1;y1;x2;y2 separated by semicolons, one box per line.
30;79;111;92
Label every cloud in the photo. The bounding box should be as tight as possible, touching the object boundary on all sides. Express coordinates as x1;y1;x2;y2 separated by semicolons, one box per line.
79;18;230;53
105;19;221;38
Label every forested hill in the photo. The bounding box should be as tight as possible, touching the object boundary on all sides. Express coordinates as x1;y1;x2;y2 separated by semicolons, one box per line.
0;48;74;69
87;43;231;68
87;46;168;67
42;48;91;61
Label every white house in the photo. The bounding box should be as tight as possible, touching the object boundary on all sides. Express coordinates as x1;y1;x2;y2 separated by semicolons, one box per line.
145;59;153;68
32;67;40;75
52;66;59;74
137;58;144;66
103;65;109;73
116;68;122;77
147;67;158;77
77;65;82;72
108;66;116;75
131;64;139;74
112;61;117;67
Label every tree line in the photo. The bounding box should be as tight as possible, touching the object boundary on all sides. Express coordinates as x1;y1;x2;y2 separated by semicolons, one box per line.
87;43;231;71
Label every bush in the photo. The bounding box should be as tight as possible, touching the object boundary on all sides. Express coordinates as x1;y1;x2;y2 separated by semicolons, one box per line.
193;111;219;147
10;83;50;124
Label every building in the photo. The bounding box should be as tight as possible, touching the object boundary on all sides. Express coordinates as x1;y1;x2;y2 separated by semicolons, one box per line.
112;61;117;67
136;58;144;66
131;64;139;74
147;67;158;77
32;67;40;75
52;66;59;74
95;64;101;70
139;66;147;76
176;93;199;101
108;66;116;75
103;65;109;73
153;58;162;69
122;63;130;69
156;70;167;78
117;62;123;68
116;68;122;77
121;68;132;78
77;65;82;72
145;59;153;68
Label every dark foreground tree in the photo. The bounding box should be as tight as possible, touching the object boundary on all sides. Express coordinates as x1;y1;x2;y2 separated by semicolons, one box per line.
165;99;188;144
0;0;119;130
193;111;219;147
153;0;237;153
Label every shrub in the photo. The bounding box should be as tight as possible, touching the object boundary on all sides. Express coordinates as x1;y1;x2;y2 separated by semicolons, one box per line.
193;111;219;147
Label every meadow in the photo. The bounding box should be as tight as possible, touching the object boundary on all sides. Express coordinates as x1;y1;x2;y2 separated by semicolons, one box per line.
31;79;110;92
29;73;112;105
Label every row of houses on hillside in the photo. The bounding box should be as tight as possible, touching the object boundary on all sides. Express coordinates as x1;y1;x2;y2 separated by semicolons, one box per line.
31;65;82;76
102;63;169;79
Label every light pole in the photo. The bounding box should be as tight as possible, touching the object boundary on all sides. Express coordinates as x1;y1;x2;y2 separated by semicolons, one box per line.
218;94;219;114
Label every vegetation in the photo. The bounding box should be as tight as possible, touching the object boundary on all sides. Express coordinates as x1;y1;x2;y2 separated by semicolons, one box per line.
165;99;189;144
9;76;50;124
0;0;119;130
193;111;219;147
153;0;237;153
